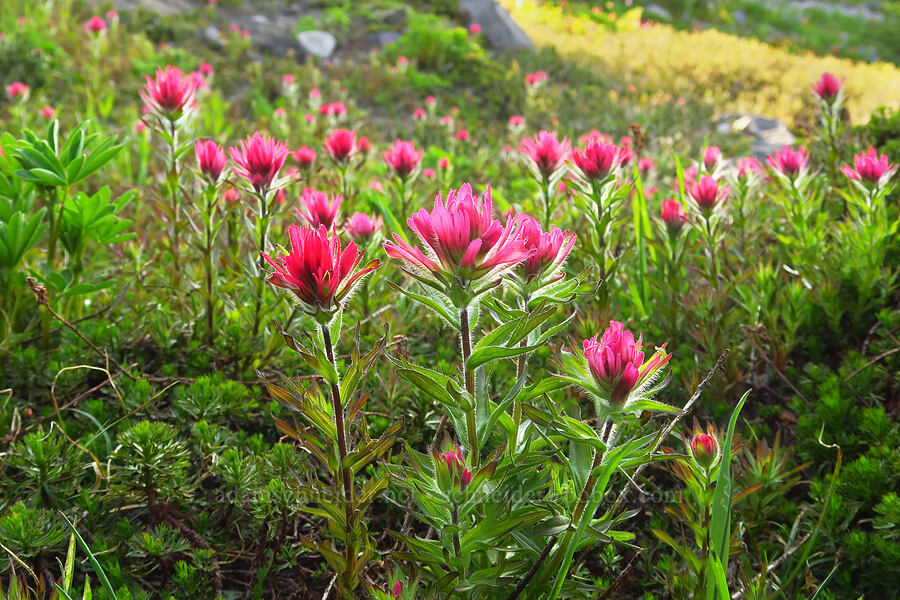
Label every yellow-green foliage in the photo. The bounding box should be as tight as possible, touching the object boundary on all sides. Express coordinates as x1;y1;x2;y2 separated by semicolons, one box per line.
503;0;900;126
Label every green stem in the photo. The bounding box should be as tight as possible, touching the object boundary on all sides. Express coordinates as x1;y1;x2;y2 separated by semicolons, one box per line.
699;495;712;592
251;191;270;337
528;424;617;593
46;187;66;268
541;175;553;229
322;325;353;503
399;177;409;219
451;505;462;556
203;188;216;344
510;338;528;457
169;120;181;290
460;308;479;468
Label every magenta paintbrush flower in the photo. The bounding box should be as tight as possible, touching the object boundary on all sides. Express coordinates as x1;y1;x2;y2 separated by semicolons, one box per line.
383;139;423;179
572;139;624;183
767;146;809;179
295;187;341;230
262;224;379;319
140;65;197;121
688;175;729;213
6;82;29;101
521;130;570;179
324;129;357;164
391;580;403;600
638;157;656;177
195;140;226;183
840;146;897;187
345;212;383;244
436;445;473;492
517;214;576;283
660;199;687;234
525;70;549;87
702;146;722;172
582;321;671;409
84;16;107;33
690;432;720;470
384;183;531;305
291;145;317;169
228;132;289;196
812;72;844;103
736;156;764;180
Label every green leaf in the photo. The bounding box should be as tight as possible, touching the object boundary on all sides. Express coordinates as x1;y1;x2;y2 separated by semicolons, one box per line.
396;367;458;408
709;390;750;574
387;280;458;328
628;398;681;414
63;532;75;593
534;515;570;536
466;342;542;370
705;550;730;600
58;512;118;600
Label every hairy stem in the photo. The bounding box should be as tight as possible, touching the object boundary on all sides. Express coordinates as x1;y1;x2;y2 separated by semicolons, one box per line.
203;188;215;344
451;505;462;556
322;325;353;503
322;324;356;595
460;308;479;467
510;339;528;457
251;191;270;337
169;120;181;290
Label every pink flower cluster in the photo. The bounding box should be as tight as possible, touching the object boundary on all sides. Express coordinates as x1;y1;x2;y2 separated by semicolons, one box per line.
6;82;29;100
767;146;809;179
262;224;378;314
295;187;341;230
140;65;197;120
324;129;358;164
660;199;687;233
228;132;289;195
688;175;729;213
383;139;423;179
812;72;844;103
840;146;896;186
690;431;720;469
583;321;671;407
84;16;107;33
517;215;576;282
384;184;531;298
438;446;472;490
292;145;317;169
525;70;549;87
572;139;627;182
195;140;226;183
345;212;383;244
520;130;570;179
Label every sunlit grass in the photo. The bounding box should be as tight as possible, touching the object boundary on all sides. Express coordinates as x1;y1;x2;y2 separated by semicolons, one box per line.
503;0;900;126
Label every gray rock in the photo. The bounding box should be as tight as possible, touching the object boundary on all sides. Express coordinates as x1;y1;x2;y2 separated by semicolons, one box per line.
381;7;407;27
253;34;304;58
366;30;402;49
644;3;672;20
297;30;337;59
249;14;269;25
458;0;534;51
202;24;222;48
719;113;796;160
101;0;193;15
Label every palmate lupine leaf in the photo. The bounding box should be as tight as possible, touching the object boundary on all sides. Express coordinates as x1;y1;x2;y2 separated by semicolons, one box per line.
0;208;46;272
